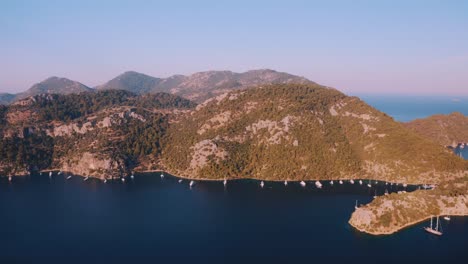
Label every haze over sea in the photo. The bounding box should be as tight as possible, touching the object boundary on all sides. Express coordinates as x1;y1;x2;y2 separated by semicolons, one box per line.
358;95;468;122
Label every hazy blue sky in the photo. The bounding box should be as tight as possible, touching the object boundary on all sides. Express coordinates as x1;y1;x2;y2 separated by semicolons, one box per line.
1;0;467;95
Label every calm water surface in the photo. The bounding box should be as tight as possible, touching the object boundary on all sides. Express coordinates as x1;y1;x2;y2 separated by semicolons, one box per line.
358;95;468;122
0;168;467;263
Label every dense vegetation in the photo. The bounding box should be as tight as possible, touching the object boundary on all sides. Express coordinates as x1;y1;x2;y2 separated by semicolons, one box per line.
0;90;195;176
0;130;54;174
14;90;195;123
163;83;467;182
404;112;468;146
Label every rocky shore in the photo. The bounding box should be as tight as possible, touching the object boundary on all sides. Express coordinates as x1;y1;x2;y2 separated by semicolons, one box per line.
349;179;468;235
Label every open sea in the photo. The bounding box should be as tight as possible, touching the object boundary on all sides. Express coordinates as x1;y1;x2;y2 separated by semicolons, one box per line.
0;95;467;263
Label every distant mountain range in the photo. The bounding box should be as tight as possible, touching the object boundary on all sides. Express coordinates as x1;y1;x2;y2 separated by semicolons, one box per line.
0;69;313;104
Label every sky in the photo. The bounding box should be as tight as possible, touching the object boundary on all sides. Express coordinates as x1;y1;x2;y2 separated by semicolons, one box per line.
1;0;467;95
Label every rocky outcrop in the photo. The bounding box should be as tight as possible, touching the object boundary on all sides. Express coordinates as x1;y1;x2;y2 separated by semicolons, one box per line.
349;178;468;235
60;152;126;180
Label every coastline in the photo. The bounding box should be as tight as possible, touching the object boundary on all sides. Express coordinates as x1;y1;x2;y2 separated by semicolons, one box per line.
349;212;468;236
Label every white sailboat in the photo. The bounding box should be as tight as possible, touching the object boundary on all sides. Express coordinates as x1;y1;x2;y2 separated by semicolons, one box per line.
424;216;443;236
300;181;306;187
315;181;322;189
178;179;182;183
339;180;343;185
284;181;288;186
121;177;125;183
103;178;107;183
350;179;355;184
260;181;264;188
359;180;363;185
160;173;164;178
84;176;89;181
444;216;451;221
223;179;227;186
8;176;12;182
49;171;53;177
66;175;72;180
330;180;334;186
189;180;194;187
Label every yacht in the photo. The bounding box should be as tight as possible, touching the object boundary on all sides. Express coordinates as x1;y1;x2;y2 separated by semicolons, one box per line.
339;180;343;185
84;176;89;181
190;180;195;187
359;180;363;185
160;173;164;178
424;216;443;236
223;179;227;186
178;179;183;183
66;175;72;180
315;181;322;189
350;179;355;184
443;216;451;221
260;181;265;188
284;181;288;186
300;181;306;187
330;180;334;186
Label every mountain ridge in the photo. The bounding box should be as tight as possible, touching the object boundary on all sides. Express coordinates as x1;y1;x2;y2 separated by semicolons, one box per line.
1;69;313;104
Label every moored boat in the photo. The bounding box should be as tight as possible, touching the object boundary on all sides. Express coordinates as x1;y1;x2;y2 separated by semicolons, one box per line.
315;181;322;189
424;216;443;236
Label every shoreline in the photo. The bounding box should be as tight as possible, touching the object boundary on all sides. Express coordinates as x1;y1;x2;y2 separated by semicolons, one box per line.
1;168;440;187
349;212;468;236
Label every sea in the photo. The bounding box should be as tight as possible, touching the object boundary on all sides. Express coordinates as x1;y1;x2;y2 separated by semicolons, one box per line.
0;95;467;263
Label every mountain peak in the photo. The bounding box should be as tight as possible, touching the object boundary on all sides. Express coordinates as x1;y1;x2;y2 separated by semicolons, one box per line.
14;77;93;101
96;69;314;102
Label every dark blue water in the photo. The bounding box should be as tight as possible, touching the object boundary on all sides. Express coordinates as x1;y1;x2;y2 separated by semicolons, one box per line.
357;94;468;122
0;171;467;263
